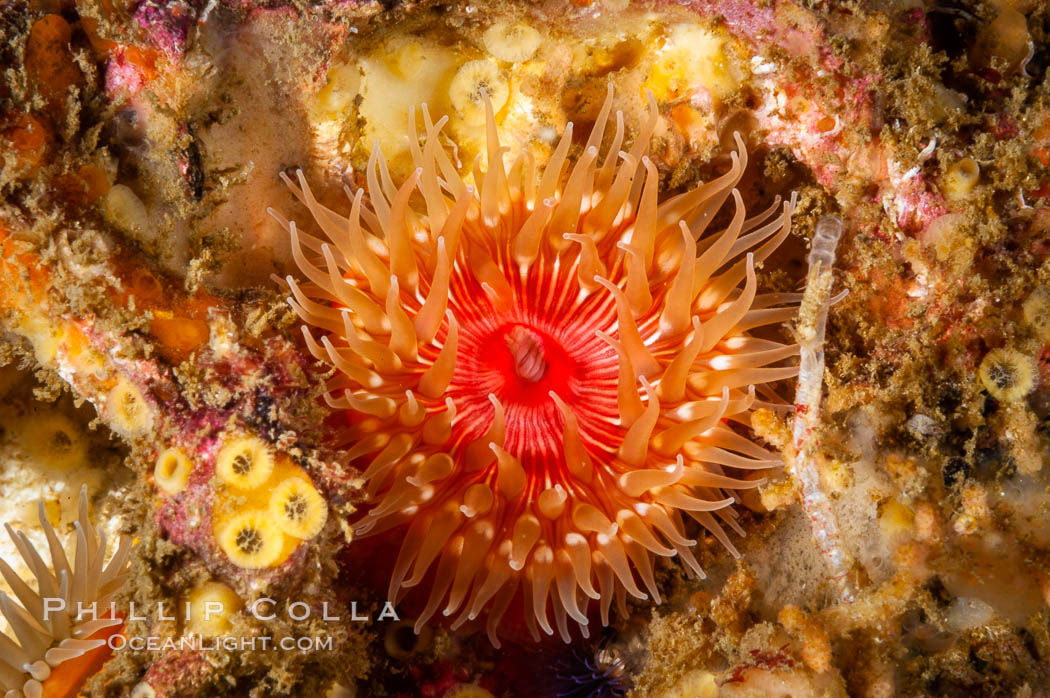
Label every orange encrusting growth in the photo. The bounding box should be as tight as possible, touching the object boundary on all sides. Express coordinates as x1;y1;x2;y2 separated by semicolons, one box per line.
275;89;799;646
0;224;209;381
120;268;215;362
53;164;111;206
1;112;54;175
25;15;82;107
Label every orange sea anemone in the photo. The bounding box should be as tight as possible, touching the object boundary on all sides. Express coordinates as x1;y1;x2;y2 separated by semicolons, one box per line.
272;89;799;646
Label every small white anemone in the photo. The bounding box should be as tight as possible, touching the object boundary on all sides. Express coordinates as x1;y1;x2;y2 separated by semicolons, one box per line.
0;487;132;698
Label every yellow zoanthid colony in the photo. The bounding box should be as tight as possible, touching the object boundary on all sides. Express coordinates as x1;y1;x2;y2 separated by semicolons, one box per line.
211;435;328;570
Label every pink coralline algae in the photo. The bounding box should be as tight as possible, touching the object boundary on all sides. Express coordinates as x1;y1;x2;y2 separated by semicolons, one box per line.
133;0;203;59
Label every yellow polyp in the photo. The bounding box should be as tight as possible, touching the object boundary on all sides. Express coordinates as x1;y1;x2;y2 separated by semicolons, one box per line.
353;41;457;176
449;59;509;125
19;313;62;365
646;24;740;104
214;435;275;490
390;39;426;79
63;324;103;376
106;377;155;439
184;581;244;637
314;63;361;119
269;476;328;540
16;411;88;471
978;347;1035;401
942;157;980;201
1023;287;1050;341
154;447;193;495
217;510;286;569
483;21;541;63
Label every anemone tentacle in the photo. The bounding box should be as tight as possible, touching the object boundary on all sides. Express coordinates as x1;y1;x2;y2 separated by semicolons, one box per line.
277;88;799;646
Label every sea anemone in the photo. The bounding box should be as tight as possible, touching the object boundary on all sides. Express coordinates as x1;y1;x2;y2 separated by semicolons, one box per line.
273;88;799;645
0;487;132;698
547;647;629;698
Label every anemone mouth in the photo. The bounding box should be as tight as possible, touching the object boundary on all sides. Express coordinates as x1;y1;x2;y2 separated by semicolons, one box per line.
274;87;801;646
446;262;621;466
